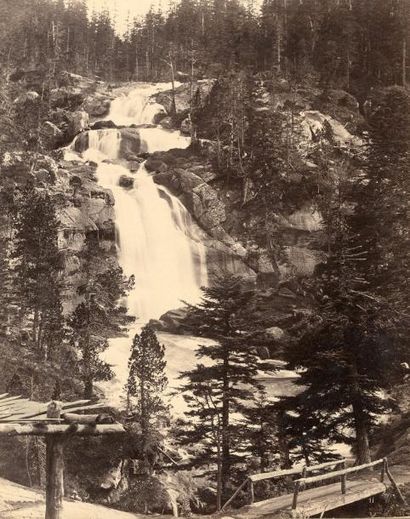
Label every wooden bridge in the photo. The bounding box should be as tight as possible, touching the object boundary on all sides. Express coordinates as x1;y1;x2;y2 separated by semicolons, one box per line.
222;458;406;518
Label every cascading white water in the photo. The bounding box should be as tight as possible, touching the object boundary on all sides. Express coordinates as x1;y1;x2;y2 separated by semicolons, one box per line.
106;82;179;126
71;86;207;407
95;160;207;323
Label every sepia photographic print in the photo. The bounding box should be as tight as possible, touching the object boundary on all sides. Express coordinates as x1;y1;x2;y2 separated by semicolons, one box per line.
0;0;409;517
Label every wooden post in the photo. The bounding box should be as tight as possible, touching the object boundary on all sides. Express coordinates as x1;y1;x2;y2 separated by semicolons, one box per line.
292;480;301;510
221;478;249;511
380;458;386;483
341;473;347;494
45;435;65;519
249;479;255;504
385;459;407;505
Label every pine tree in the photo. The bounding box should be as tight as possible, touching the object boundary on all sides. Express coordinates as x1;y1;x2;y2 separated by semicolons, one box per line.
12;186;64;360
179;276;274;509
281;89;409;462
69;245;133;399
126;325;168;474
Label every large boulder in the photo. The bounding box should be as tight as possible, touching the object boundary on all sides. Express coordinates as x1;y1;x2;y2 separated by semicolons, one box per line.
41;121;64;148
145;157;168;173
128;160;141;172
119;175;134;189
50;87;84;110
73;132;89;153
300;110;362;149
159;116;173;130
150;307;189;334
91;120;117;130
69;110;89;136
119;128;143;159
13;91;40;105
154;168;226;235
83;94;111;117
155;79;215;115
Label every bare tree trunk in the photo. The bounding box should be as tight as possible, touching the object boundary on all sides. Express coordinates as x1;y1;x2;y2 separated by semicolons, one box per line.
350;363;371;464
221;350;230;498
216;437;223;511
277;410;291;468
169;54;177;116
353;402;371;464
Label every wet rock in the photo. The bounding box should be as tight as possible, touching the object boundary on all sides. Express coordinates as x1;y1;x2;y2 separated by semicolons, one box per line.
119;128;142;159
91;120;117;130
145;158;168;173
119;175;134;189
150;307;189;333
154;168;226;234
153;110;167;124
180;117;192;135
73;132;89;153
128;161;141;172
159;116;173;129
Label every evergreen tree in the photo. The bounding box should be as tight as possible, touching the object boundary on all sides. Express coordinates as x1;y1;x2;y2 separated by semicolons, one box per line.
12;186;64;360
69;247;133;399
179;276;274;509
126;325;168;474
281;89;409;462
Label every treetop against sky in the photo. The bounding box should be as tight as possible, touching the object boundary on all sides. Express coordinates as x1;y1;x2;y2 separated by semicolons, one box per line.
87;0;262;33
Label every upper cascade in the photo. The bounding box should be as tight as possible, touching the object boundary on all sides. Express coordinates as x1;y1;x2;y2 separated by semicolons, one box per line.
105;82;179;126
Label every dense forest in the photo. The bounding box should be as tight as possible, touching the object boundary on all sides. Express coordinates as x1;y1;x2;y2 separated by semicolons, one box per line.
0;0;409;517
1;0;409;93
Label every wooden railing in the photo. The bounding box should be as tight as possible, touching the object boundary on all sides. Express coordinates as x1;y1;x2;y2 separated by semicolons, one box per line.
291;457;406;510
221;459;346;511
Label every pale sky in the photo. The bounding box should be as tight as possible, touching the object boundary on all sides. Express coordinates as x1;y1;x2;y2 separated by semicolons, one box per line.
87;0;167;22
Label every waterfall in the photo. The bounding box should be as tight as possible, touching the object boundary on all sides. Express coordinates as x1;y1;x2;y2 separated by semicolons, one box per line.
105;82;179;126
81;116;206;322
70;84;208;406
64;83;294;412
96;161;207;322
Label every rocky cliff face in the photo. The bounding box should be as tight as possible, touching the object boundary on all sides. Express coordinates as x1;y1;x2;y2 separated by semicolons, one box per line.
4;71;364;337
148;86;362;285
145;78;364;337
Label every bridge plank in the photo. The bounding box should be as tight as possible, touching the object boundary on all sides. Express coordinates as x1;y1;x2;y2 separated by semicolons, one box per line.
233;479;386;518
249;459;345;483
